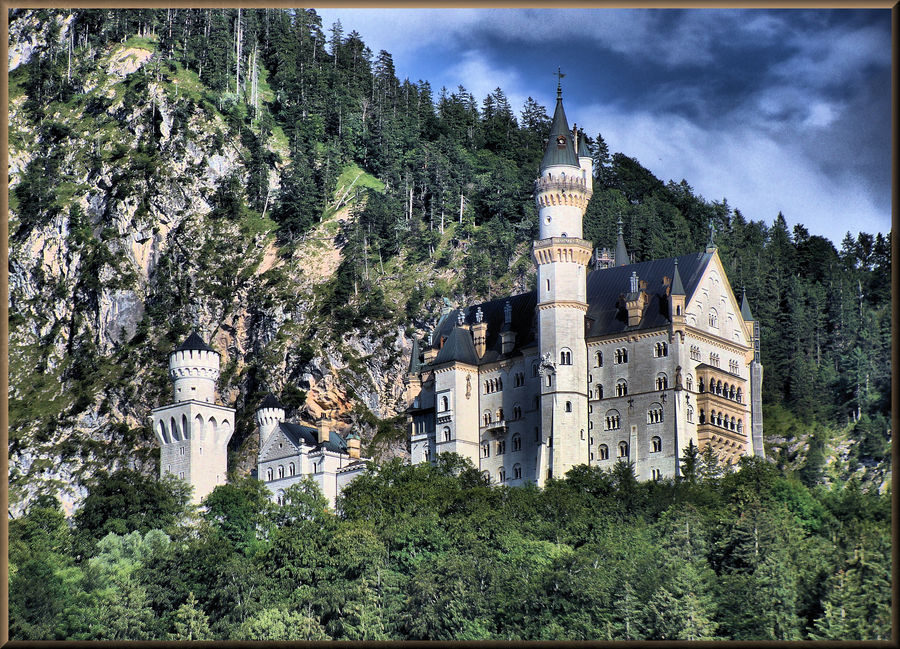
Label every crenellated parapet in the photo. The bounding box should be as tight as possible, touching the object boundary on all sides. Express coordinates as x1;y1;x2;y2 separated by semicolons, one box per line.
533;176;593;212
169;348;220;403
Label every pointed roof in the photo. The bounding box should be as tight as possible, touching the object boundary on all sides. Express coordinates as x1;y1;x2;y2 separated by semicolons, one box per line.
671;258;685;296
615;218;629;267
433;323;479;366
175;332;215;353
258;392;284;411
408;336;422;374
740;288;754;321
577;129;591;159
541;85;578;170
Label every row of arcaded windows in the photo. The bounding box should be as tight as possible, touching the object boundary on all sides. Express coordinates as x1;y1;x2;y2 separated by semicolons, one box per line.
594;436;663;460
481;433;523;458
698;378;743;403
699;409;744;433
265;462;297;482
484;377;503;394
589;373;669;400
493;464;523;482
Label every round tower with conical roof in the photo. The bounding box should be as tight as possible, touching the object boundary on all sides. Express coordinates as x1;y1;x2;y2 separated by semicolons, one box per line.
532;80;594;484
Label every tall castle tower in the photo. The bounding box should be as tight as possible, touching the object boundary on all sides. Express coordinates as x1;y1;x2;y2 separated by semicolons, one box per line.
533;81;594;483
151;332;235;504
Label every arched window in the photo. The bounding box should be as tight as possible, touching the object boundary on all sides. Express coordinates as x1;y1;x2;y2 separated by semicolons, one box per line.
560;348;572;365
497;439;507;455
482;443;490;458
565;401;572;413
651;436;662;453
513;404;522;420
605;410;621;430
729;385;736;400
655;342;668;357
648;403;663;424
731;416;737;431
616;379;628;397
513;464;522;480
709;308;718;328
737;419;743;433
499;467;506;482
716;380;723;395
497;408;504;421
170;417;181;442
512;434;521;452
443;426;452;442
698;377;705;392
483;410;492;426
596;384;604;400
289;462;295;476
656;373;668;390
266;467;273;482
651;468;662;480
532;362;539;377
277;490;285;506
736;387;743;403
441;396;449;412
182;414;190;439
687;406;694;423
158;420;170;445
596;351;603;366
599;444;609;460
618;441;629;457
686;375;693;391
699;409;706;424
278;465;285;479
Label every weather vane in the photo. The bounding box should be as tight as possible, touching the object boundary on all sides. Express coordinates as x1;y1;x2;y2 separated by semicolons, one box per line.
555;67;566;97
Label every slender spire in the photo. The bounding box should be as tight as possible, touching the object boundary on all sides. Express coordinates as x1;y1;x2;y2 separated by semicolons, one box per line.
541;74;578;170
740;288;754;321
577;129;591;159
408;336;422;374
615;217;629;267
671;258;685;295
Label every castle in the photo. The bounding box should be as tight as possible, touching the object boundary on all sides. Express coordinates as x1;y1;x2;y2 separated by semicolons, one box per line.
151;85;763;504
404;86;764;485
151;334;367;506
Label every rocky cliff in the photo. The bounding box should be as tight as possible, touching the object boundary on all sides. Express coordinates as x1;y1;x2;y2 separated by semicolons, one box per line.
8;14;424;514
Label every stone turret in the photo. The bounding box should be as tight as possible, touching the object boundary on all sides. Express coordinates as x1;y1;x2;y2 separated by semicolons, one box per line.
169;332;220;403
256;393;285;450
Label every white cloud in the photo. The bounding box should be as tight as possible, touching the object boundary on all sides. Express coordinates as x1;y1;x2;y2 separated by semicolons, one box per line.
576;101;889;243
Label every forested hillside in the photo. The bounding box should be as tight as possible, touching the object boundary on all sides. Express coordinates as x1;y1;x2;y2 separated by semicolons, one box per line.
7;8;892;642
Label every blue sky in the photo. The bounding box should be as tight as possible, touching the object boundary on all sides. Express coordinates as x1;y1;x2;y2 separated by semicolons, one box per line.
315;8;891;246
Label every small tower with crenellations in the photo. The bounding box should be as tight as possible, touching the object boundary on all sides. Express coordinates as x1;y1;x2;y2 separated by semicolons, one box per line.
151;332;235;504
532;79;594;484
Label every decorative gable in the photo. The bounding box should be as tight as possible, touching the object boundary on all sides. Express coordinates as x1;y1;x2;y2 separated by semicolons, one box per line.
685;253;750;347
259;424;303;463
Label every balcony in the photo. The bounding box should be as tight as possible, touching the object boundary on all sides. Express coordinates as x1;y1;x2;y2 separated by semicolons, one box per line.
480;420;508;436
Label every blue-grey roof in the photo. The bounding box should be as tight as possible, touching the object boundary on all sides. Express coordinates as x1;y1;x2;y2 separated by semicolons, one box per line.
671;259;685;296
577;130;591;159
408;337;422;374
434;325;480;366
541;96;578;170
585;252;712;337
740;289;754;321
176;332;214;353
279;422;348;453
419;253;712;367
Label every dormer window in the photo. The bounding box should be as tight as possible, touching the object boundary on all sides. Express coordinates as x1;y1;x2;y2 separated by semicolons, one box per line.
556;135;566;146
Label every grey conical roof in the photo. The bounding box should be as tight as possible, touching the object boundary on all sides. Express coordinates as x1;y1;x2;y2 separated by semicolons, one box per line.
671;258;685;295
740;289;754;321
258;392;284;411
541;90;578;170
175;332;215;353
408;336;422;374
434;325;479;366
615;219;630;267
577;129;591;159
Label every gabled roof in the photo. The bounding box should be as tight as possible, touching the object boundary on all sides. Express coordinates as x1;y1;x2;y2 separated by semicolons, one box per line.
584;252;712;337
541;93;578;170
415;253;714;368
258;393;284;410
434;325;480;366
175;332;215;353
278;422;348;454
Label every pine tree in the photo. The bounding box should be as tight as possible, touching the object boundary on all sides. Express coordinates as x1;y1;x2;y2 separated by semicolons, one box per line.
169;592;213;640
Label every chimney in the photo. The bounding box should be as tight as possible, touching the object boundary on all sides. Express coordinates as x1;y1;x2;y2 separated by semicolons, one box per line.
316;414;331;445
471;306;488;357
625;271;645;326
500;300;515;354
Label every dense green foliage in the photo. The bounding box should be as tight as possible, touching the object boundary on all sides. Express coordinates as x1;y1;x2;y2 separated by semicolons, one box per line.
9;459;890;640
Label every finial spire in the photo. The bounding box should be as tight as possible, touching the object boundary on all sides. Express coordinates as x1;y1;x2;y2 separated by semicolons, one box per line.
556;67;565;99
671;258;685;296
504;300;512;325
615;216;629;267
707;218;717;250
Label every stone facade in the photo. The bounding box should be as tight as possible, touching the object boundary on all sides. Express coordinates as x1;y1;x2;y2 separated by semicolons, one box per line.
406;90;763;486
